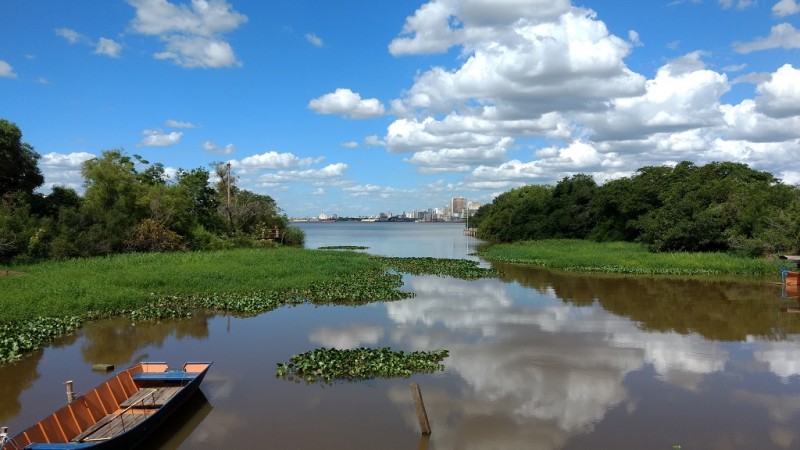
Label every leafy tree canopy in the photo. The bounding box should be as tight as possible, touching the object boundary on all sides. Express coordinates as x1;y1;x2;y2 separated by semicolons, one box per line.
0;119;44;195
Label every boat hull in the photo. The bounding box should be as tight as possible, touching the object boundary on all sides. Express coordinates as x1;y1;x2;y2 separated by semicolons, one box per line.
786;270;800;286
4;362;211;450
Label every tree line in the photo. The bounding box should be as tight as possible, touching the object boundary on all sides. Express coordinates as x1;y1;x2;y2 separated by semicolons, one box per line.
1;119;302;264
470;161;800;255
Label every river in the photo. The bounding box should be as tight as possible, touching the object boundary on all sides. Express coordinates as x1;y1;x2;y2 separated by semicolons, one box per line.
3;222;800;449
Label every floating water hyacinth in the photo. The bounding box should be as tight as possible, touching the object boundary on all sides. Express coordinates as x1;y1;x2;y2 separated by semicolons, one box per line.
276;347;449;384
376;256;501;279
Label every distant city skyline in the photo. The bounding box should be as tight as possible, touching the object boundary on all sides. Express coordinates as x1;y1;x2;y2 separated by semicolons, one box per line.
296;196;481;221
2;1;798;218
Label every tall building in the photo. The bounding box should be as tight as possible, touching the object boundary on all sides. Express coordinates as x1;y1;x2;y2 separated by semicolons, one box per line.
450;196;467;216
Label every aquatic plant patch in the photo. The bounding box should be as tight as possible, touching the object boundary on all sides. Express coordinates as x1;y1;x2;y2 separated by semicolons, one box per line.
276;347;449;383
128;270;413;322
0;316;84;364
377;256;501;279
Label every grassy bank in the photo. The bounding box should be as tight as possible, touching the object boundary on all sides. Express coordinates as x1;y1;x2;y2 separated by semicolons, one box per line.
0;248;498;364
478;239;784;276
0;247;384;322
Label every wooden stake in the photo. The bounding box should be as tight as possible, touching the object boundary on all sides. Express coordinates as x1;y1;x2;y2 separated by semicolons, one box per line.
410;382;431;435
65;380;75;404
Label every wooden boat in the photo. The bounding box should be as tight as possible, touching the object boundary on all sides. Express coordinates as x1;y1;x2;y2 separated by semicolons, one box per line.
1;361;211;449
780;255;800;285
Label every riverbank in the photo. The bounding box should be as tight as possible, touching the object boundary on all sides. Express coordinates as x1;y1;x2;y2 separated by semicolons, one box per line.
0;247;497;364
478;239;784;276
0;247;386;322
0;247;388;364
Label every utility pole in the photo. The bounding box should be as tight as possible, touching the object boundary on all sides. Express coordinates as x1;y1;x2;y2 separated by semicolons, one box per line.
226;162;232;225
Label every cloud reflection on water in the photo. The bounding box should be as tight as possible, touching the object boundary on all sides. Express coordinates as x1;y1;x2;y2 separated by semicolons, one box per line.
382;274;797;446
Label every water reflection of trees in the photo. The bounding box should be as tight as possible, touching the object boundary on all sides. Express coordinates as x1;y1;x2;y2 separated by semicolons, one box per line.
0;329;80;422
494;263;796;341
0;351;42;422
80;313;211;364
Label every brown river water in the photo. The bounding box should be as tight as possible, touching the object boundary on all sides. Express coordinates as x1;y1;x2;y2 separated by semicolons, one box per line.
3;222;800;449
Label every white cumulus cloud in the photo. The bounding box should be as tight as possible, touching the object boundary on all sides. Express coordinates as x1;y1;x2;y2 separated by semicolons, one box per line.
166;119;198;128
202;140;235;154
236;151;322;170
0;60;17;78
55;27;88;44
773;0;800;16
257;163;349;183
38;152;96;191
128;0;247;68
94;37;122;58
137;128;182;147
754;64;800;118
308;88;385;119
305;33;323;47
733;23;800;53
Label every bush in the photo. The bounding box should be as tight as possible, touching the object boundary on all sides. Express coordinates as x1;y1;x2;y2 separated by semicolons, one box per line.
125;219;184;253
281;226;305;247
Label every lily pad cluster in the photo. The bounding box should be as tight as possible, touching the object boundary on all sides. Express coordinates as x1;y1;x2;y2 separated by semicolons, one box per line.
128;271;413;322
377;256;501;279
0;316;84;364
276;347;449;384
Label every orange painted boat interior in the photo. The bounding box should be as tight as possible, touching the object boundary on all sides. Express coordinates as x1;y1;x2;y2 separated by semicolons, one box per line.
8;362;209;448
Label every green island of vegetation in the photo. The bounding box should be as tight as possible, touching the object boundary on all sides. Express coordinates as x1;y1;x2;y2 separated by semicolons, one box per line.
276;347;449;384
318;245;370;250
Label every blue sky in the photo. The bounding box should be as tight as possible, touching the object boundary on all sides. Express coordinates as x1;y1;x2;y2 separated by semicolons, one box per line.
1;0;799;218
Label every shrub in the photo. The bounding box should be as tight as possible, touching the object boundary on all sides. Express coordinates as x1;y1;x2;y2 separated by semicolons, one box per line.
125;219;184;253
281;226;305;247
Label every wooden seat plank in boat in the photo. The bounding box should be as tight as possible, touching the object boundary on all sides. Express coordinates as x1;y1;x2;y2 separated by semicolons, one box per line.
119;386;181;408
73;413;149;443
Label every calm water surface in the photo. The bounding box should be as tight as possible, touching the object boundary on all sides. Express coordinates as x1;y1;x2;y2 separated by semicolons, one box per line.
3;222;800;449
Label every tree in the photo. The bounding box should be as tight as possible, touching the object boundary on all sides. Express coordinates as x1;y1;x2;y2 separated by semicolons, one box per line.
473;185;552;241
211;161;234;226
80;150;147;254
635;161;785;252
591;166;673;242
544;174;597;239
0;119;44;195
231;190;285;236
176;167;221;233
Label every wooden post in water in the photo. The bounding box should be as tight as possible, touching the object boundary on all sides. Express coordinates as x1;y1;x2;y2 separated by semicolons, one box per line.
65;380;75;403
410;382;431;435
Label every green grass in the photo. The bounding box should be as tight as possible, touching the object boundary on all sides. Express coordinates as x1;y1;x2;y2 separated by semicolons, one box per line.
478;239;783;276
0;247;383;322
